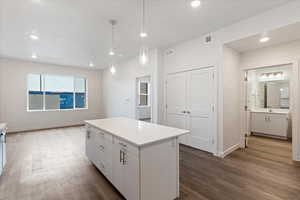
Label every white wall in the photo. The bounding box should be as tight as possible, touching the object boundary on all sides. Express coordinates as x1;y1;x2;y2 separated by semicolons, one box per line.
222;46;241;153
0;58;103;132
162;1;300;156
99;1;300;157
241;40;300;68
102;49;161;122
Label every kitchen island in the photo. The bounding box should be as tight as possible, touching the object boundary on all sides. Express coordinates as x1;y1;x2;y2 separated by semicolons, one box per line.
0;123;7;176
85;118;189;200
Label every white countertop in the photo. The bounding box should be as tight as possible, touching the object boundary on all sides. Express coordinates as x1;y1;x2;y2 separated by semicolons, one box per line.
85;118;189;147
250;109;289;115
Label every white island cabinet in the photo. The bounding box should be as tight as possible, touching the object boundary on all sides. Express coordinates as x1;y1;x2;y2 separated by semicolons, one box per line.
85;118;189;200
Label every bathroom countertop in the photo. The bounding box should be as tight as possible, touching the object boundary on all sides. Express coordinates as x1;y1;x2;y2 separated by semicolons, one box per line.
250;109;289;115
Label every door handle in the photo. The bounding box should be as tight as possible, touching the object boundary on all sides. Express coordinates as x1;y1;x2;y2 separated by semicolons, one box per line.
186;111;191;114
181;111;186;114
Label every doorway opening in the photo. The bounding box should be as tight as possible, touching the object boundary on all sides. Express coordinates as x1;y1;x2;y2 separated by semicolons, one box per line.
224;22;300;161
244;65;293;164
136;76;152;122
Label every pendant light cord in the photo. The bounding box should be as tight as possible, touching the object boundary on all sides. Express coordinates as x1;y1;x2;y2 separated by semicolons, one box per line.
111;23;115;49
141;0;146;32
110;20;116;51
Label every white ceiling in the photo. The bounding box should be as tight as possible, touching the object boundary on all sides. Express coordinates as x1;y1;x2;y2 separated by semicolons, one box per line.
227;22;300;53
0;0;294;69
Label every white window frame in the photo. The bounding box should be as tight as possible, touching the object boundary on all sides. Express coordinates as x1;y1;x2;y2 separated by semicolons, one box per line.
27;73;88;112
138;80;151;107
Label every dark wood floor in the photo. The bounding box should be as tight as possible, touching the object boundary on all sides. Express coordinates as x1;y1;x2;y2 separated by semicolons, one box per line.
0;128;299;200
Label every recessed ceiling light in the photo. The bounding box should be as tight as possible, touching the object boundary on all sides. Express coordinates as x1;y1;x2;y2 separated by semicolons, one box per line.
260;37;270;43
31;53;37;59
29;34;39;40
140;32;148;38
89;62;94;67
190;0;201;8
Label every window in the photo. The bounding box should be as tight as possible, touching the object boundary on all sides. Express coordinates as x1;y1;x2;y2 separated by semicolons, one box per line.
75;78;87;108
28;74;43;110
27;74;87;111
138;81;150;106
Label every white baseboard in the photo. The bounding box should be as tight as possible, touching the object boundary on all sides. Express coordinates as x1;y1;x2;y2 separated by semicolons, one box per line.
293;154;300;162
219;143;241;158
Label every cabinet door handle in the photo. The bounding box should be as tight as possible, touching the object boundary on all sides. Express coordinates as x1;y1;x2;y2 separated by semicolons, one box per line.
181;111;186;114
186;111;191;114
99;145;105;150
122;151;126;165
120;150;123;163
87;131;90;139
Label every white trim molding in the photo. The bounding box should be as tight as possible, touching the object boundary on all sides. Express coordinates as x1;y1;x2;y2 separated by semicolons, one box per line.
219;143;241;158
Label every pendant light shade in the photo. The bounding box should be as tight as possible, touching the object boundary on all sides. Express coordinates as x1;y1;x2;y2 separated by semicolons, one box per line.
110;64;116;75
139;46;149;66
109;20;117;75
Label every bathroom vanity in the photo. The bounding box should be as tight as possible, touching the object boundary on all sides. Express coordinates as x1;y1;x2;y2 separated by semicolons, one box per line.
85;118;189;200
251;109;290;139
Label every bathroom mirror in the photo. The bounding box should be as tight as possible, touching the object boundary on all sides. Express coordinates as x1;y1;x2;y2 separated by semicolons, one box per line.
257;80;290;109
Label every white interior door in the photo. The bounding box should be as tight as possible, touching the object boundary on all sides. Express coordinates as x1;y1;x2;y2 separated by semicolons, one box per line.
186;68;215;152
166;73;188;144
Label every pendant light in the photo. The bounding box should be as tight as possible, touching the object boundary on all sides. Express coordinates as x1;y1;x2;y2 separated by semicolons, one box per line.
109;20;117;56
139;0;149;66
109;20;117;75
110;64;116;75
139;46;149;65
140;0;147;38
